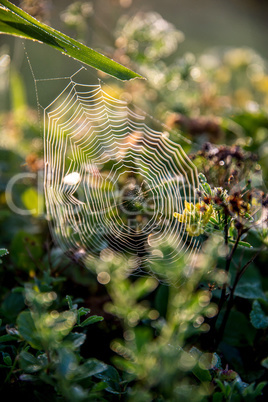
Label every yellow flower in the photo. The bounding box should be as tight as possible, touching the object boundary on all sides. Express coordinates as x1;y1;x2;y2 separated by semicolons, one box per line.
174;201;213;236
184;201;195;212
186;223;204;237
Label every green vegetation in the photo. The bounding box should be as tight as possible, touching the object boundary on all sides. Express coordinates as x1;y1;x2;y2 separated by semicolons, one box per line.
0;0;142;80
0;2;267;401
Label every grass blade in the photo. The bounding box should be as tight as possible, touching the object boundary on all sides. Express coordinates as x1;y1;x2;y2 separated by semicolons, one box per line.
0;0;144;81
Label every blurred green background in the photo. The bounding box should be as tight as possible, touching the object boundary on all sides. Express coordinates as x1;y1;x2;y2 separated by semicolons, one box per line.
0;2;268;400
2;0;268;108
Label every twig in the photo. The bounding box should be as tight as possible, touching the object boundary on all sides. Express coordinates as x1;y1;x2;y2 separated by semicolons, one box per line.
215;247;263;348
4;355;19;383
207;222;242;349
25;244;45;272
217;227;242;315
46;350;51;375
224;212;228;247
51;261;72;276
45;238;53;271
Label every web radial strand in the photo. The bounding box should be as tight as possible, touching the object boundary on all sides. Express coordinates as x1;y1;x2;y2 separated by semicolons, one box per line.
44;81;200;277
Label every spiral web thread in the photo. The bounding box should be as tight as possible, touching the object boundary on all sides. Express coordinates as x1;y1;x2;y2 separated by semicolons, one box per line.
43;76;200;279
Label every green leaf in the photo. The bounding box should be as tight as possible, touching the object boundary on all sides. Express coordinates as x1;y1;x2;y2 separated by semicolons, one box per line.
234;283;266;300
261;357;268;369
250;300;268;329
79;315;103;327
19;373;37;381
229;239;252;248
202;182;212;195
131;277;158;300
189;349;213;383
76;307;91;325
19;350;39;366
92;381;108;392
0;334;19;343
17;310;43;349
212;392;224;402
70;358;108;383
253;382;267;397
214;379;229;395
198;173;207;183
210;217;219;225
112;356;136;374
0;0;143;81
242;381;267;398
12;287;25;293
3;353;12;366
66;295;73;310
0;248;8;257
97;365;121;383
192;365;212;382
238;240;252;248
57;348;77;377
95;365;122;394
84;359;108;377
77;307;91;317
19;350;44;373
64;332;86;349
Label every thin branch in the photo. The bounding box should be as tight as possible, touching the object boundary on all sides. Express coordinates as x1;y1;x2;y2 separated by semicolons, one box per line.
224;212;228;247
217;226;242;313
45;238;53;271
207;222;243;350
215;247;263;348
25;244;45;272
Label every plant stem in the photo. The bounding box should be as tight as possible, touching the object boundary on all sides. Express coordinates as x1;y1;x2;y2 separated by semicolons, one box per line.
224;213;228;246
46;350;51;375
207;223;242;350
217;226;242;315
25;244;44;272
215;247;262;348
45;238;53;271
4;355;18;383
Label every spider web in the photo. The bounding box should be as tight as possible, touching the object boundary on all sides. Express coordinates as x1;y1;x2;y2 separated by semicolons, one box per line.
42;72;200;280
